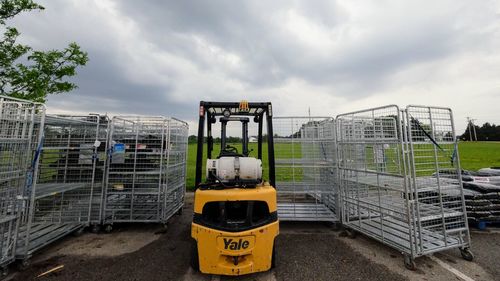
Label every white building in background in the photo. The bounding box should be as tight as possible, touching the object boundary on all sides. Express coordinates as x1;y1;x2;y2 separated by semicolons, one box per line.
249;136;258;143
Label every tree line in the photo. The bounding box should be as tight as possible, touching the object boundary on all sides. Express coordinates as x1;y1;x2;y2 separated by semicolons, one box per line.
460;122;500;141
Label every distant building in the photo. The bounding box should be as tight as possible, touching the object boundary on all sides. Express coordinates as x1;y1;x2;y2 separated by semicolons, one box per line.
249;136;258;143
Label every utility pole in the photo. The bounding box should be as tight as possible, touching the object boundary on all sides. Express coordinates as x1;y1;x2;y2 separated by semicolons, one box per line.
466;117;478;141
471;118;477;141
466;117;472;141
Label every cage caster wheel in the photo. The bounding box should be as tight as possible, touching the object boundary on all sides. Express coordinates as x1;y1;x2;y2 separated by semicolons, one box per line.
345;228;357;239
104;224;113;233
460;248;474;261
73;227;85;236
328;222;341;231
91;224;101;233
403;254;416;271
176;207;183;216
1;266;8;278
17;259;31;271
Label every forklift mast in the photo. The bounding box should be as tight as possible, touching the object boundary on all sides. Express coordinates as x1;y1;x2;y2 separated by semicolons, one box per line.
195;101;275;188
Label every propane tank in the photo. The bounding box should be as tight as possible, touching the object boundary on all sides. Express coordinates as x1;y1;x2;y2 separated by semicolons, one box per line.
206;157;262;183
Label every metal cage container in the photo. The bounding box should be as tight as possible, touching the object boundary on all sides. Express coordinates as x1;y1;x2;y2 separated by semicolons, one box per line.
89;116;111;228
274;117;338;222
16;115;107;262
103;116;188;226
163;118;188;221
0;96;45;274
336;105;471;268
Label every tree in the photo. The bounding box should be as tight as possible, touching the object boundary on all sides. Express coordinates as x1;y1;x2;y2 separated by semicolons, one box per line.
0;0;88;102
188;135;197;144
460;122;500;141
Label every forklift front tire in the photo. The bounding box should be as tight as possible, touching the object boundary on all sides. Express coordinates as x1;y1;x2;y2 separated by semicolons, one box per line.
271;242;277;269
191;240;200;271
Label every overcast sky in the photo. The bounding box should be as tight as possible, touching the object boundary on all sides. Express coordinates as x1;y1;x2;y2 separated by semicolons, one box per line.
11;0;500;134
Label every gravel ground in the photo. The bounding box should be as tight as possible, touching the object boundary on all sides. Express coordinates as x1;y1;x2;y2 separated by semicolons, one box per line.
11;201;201;281
451;230;500;278
7;194;499;281
12;221;194;280
9;203;405;281
273;233;405;281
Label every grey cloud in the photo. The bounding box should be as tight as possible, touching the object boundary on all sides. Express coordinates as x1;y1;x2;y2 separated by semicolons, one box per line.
8;0;500;133
47;50;185;117
112;0;466;95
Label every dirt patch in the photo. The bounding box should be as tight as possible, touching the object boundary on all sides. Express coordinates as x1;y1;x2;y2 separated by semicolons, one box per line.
46;225;163;258
13;213;192;281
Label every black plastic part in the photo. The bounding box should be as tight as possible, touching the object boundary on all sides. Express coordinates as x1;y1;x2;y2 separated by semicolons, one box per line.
257;113;263;160
190;240;200;271
195;101;206;187
193;211;278;233
207;112;213;159
242;118;249;156
266;111;276;187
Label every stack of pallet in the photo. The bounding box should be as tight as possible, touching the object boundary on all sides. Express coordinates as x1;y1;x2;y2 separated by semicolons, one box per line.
462;169;500;227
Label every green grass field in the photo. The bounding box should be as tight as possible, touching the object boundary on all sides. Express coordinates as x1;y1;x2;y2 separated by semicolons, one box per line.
185;141;500;190
457;142;500;171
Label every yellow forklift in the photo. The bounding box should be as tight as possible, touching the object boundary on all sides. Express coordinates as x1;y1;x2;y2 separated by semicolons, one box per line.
191;101;278;276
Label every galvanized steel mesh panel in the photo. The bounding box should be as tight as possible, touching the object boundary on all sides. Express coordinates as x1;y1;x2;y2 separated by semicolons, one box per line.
337;106;412;253
33;115;106;223
103;116;187;223
404;105;469;255
0;97;44;267
163;119;188;221
337;105;470;258
17;115;107;258
274;117;338;222
89;117;111;224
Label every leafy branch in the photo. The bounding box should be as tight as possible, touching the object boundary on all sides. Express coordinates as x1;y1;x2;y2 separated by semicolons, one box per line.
0;0;88;102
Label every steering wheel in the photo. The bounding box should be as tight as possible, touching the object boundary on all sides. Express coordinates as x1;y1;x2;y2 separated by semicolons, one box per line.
225;145;239;154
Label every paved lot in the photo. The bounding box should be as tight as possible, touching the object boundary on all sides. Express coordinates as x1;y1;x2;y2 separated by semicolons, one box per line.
7;194;500;281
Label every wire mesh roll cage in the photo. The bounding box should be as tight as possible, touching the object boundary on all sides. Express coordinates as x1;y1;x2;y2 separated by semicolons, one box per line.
0;96;189;268
16;114;107;260
273;116;339;222
403;106;470;255
0;96;45;272
0;95;472;271
103;116;188;224
163;118;189;221
336;104;470;266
